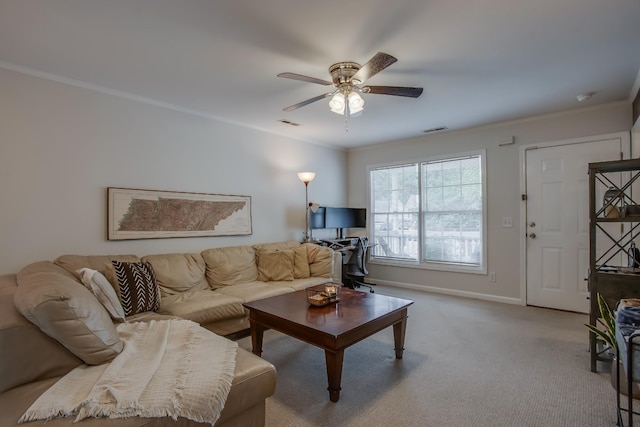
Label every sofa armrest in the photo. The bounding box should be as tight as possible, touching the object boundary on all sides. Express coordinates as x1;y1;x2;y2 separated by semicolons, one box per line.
216;347;276;426
331;251;342;284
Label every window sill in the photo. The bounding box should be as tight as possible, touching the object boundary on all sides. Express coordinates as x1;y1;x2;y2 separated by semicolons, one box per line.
369;258;486;275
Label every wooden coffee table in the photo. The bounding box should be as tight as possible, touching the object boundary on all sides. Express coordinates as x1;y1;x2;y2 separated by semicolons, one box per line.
243;285;413;402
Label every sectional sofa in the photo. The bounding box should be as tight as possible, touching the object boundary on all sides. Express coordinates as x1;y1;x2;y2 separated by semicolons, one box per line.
0;241;341;426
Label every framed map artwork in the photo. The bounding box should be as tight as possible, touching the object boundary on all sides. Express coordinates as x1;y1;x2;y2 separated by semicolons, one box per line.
108;187;252;240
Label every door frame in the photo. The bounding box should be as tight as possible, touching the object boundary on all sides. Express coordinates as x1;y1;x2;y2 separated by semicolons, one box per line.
519;131;631;307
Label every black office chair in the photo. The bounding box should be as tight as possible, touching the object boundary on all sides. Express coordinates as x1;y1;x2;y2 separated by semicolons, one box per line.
345;237;375;293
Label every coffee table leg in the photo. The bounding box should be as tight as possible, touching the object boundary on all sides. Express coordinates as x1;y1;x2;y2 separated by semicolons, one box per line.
393;309;408;359
325;349;344;402
249;319;265;357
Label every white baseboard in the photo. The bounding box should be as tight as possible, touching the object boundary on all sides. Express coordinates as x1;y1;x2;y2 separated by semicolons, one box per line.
368;278;524;306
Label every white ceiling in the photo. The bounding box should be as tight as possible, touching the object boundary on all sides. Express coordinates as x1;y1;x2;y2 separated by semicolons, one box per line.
1;0;640;149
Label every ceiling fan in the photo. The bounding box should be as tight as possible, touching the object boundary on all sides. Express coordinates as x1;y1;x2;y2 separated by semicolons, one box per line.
277;52;423;118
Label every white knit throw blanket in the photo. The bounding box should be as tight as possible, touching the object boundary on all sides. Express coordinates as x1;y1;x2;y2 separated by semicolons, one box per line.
19;319;238;425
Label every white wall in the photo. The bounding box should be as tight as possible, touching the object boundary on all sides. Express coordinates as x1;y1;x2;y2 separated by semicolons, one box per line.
347;102;633;303
633;114;640;157
0;68;347;274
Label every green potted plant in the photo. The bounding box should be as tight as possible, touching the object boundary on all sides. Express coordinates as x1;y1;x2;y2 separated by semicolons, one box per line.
585;293;617;354
585;293;640;396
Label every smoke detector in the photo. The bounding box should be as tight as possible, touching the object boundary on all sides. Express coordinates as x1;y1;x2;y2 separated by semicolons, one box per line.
576;92;595;102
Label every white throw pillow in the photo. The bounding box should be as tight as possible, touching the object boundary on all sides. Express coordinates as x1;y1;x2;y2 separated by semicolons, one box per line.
77;268;126;322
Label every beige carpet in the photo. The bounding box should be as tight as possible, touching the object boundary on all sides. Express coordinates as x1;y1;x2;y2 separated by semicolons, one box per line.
236;285;620;427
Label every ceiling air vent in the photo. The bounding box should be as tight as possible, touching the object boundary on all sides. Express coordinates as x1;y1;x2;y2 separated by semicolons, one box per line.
278;119;300;126
423;126;448;134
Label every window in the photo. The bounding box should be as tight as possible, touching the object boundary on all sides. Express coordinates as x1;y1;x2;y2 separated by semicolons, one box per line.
370;151;486;273
371;163;419;261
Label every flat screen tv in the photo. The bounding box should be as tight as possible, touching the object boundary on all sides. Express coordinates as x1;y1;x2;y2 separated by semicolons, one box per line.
309;207;326;229
325;207;366;229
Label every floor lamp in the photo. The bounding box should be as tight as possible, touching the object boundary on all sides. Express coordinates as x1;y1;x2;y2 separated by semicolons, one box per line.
298;172;315;242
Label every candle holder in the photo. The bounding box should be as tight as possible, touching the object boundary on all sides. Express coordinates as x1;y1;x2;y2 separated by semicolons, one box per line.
307;284;340;307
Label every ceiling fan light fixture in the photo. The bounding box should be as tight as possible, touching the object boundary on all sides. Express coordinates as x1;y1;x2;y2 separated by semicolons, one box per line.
278;52;422;124
329;92;345;114
347;91;364;113
329;90;364;116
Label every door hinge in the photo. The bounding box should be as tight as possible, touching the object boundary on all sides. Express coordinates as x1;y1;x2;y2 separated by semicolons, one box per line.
522;194;527;201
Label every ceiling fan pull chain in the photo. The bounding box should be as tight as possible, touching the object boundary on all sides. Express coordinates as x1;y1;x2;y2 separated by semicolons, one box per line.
344;98;350;132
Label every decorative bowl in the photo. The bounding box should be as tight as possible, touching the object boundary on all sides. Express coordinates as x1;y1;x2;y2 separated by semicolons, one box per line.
306;284;340;307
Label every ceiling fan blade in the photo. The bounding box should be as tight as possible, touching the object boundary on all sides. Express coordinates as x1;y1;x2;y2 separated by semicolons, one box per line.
277;72;333;86
352;52;398;83
283;92;334;111
363;85;423;98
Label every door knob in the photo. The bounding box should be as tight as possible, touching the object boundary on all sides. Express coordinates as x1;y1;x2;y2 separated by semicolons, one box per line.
529;233;536;239
529;222;536;227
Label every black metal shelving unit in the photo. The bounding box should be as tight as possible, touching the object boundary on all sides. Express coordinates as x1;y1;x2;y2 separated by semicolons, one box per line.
589;159;640;373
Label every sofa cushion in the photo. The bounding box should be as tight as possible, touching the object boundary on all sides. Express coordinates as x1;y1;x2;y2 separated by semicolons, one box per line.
252;241;299;252
270;276;332;291
14;261;123;365
215;281;294;303
112;261;161;316
253;241;311;279
292;246;311;279
256;250;294;281
0;347;277;427
54;254;140;290
304;243;334;278
202;246;258;287
141;253;210;296
76;268;126;322
0;275;82;395
158;290;246;324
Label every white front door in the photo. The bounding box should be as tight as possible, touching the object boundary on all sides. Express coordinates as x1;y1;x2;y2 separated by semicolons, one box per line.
525;135;626;312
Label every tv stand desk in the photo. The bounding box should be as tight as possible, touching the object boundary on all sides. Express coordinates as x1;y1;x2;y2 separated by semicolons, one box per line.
313;239;375;292
318;238;359;250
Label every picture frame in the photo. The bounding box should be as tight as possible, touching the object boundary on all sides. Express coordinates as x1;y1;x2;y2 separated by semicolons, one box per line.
108;187;252;240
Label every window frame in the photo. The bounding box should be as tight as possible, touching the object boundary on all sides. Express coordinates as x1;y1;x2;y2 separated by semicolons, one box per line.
368;150;487;275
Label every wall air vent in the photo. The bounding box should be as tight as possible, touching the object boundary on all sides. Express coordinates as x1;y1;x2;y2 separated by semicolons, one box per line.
278;119;300;126
423;126;448;134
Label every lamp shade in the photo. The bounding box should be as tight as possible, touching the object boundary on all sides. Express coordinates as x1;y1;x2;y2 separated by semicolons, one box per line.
297;172;315;184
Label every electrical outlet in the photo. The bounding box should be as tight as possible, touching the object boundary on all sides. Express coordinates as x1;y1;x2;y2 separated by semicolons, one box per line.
489;272;496;282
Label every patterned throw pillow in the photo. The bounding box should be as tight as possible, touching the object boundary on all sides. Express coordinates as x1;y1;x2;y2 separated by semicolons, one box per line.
111;261;161;316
